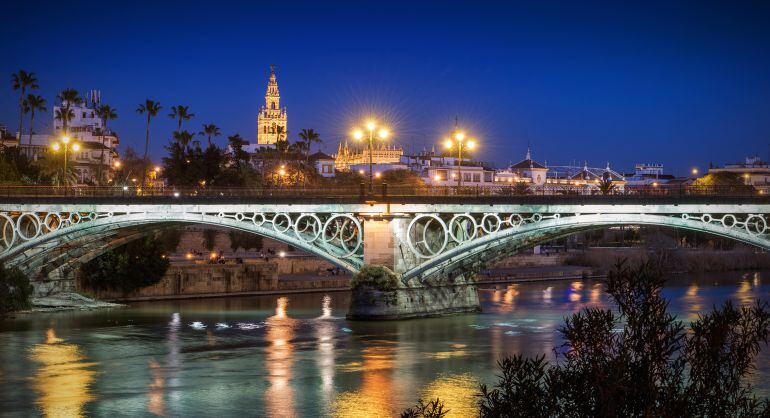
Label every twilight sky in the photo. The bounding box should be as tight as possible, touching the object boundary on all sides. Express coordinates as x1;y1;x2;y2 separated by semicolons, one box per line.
2;1;770;175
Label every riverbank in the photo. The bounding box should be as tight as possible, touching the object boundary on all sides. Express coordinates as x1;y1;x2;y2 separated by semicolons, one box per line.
13;292;124;315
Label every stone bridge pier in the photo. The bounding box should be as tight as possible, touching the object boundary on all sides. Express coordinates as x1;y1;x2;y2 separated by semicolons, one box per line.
348;216;482;320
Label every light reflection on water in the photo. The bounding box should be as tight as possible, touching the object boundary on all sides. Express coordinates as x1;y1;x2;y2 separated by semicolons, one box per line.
2;272;770;416
28;329;97;418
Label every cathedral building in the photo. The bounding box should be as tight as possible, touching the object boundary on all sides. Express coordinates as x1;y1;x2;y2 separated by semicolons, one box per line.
333;141;404;171
256;65;287;145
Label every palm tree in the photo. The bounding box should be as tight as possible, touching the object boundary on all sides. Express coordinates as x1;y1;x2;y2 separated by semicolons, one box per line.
12;70;39;139
95;104;118;185
298;128;322;162
169;105;194;131
56;89;82;134
598;178;617;195
173;130;194;151
137;100;162;188
36;153;77;186
54;108;75;135
24;94;46;150
275;126;289;154
199;124;221;147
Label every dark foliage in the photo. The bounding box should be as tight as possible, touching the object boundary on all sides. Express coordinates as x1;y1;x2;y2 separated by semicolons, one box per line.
80;237;170;295
350;265;399;290
0;262;33;315
0;146;39;184
162;139;260;187
474;260;770;417
400;398;449;418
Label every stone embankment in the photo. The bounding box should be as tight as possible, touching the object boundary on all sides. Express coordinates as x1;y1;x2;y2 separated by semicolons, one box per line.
80;262;351;302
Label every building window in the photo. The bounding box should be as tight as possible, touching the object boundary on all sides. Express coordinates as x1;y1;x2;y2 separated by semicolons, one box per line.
463;173;472;182
322;164;333;174
472;173;481;182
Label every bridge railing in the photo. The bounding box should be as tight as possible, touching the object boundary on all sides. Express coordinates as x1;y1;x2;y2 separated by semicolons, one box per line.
0;184;762;199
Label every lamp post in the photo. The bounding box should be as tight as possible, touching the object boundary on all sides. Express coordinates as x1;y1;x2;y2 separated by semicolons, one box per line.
353;120;389;194
443;130;476;188
50;135;80;185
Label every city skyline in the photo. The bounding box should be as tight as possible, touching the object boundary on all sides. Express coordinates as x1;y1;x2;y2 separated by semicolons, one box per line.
2;1;770;174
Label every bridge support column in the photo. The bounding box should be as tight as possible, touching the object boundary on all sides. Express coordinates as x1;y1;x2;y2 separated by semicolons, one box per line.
348;216;481;320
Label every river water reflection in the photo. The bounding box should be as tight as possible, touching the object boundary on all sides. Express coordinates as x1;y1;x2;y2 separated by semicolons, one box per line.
2;272;770;417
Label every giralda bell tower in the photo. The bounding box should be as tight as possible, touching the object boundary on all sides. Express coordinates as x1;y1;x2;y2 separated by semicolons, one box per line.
257;64;287;145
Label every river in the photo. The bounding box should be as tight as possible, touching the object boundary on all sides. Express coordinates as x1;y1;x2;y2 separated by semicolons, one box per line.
2;272;769;417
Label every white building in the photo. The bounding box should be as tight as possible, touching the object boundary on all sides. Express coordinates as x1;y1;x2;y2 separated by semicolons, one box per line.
623;163;676;187
310;152;336;177
495;148;549;186
709;156;770;193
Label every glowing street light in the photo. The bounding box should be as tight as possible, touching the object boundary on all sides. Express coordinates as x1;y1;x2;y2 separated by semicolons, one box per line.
691;167;699;176
352;119;389;194
49;135;80;184
442;125;478;187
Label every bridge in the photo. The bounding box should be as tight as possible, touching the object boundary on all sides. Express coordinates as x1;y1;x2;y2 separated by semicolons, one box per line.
1;186;769;296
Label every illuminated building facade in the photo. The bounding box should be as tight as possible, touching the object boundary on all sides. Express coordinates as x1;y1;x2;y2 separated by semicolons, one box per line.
257;65;287;146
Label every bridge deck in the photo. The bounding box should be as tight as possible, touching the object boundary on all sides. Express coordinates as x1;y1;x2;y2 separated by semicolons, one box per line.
2;195;770;206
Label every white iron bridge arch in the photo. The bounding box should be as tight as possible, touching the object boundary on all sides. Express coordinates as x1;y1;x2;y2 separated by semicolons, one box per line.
2;197;770;292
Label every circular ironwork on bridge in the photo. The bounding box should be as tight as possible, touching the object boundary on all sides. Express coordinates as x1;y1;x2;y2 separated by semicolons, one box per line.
407;214;449;259
294;214;323;243
271;213;293;233
16;213;42;241
745;215;767;236
481;214;502;234
0;213;16;253
321;214;362;258
448;214;478;244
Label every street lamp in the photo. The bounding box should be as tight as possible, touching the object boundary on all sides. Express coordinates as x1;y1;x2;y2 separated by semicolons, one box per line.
50;135;80;184
352;120;389;194
443;129;477;187
691;168;699;176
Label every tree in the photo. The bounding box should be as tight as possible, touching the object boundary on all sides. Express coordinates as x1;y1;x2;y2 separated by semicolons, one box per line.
56;88;82;134
598;178;616;195
35;151;77;186
512;182;531;195
112;146;148;186
80;236;170;295
275;126;289;153
200;123;221;147
54;108;75;135
137;99;162;188
400;399;449;418
475;260;770;417
11;70;38;139
298;128;322;162
227;134;250;171
0;146;39;184
169;105;194;131
0;262;33;316
23;94;46;149
172;130;195;151
95;104;118;185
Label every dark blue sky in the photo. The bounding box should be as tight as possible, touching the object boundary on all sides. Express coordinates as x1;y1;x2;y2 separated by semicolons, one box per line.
2;1;770;174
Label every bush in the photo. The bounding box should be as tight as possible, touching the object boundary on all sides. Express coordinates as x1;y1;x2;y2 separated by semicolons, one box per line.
400;398;448;418
80;237;170;295
0;262;33;315
475;259;770;417
350;265;400;291
405;259;770;417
